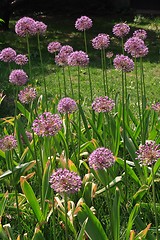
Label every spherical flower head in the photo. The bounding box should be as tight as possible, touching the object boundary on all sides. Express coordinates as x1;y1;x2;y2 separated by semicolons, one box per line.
124;37;148;58
15;17;36;37
106;51;113;59
92;96;115;113
9;69;28;86
0;135;17;151
136;140;160;166
15;54;28;65
113;54;134;72
67;50;89;67
55;45;73;66
58;97;78;114
88;147;115;170
32;112;62;137
112;23;130;38
35;21;47;35
0;47;16;62
47;41;62;53
152;102;160;113
49;168;82;194
75;16;92;31
133;29;147;40
92;33;110;50
18;87;37;104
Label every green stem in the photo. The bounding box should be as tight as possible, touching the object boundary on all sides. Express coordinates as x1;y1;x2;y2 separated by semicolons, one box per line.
65;113;69;168
78;66;81;163
101;49;107;95
67;66;74;98
140;57;146;143
64;193;69;240
152;166;159;240
26;34;32;82
103;48;109;96
62;66;67;97
52;192;56;240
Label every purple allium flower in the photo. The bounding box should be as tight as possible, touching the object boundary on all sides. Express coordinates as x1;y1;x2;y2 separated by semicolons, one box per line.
49;168;82;194
18;87;37;104
35;21;47;35
9;69;28;86
136;140;160;166
112;23;130;38
55;45;73;66
15;54;28;65
0;135;17;151
47;41;62;53
106;51;113;58
32;112;62;137
152;102;160;112
20;131;33;144
67;50;89;67
124;37;148;58
58;97;78;114
92;96;115;113
133;29;147;40
15;17;36;37
0;47;16;62
75;16;93;31
92;33;110;50
113;54;134;72
88;147;115;170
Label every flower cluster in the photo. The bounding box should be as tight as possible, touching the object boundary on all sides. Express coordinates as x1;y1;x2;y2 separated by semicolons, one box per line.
75;16;93;31
15;17;37;37
92;96;115;113
49;168;82;194
67;50;89;67
35;21;47;35
55;45;73;66
136;140;160;165
0;47;16;62
15;54;28;65
92;33;110;50
113;54;134;72
88;147;115;170
151;102;160;112
124;37;148;58
133;29;147;40
112;23;130;38
9;69;28;86
47;41;62;53
32;112;62;137
0;135;17;151
58;97;78;114
18;87;37;104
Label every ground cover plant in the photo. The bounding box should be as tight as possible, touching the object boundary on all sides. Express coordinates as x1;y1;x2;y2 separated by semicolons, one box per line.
0;12;160;240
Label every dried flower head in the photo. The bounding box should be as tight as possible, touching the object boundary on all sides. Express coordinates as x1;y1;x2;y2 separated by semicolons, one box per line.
18;87;37;104
58;97;78;114
133;29;147;40
15;54;28;65
112;23;130;38
92;33;110;50
47;41;62;53
0;47;16;62
92;96;115;113
106;51;113;58
32;112;62;137
124;37;148;58
67;50;89;67
9;69;28;86
35;21;47;35
49;168;82;194
113;54;134;72
88;147;115;170
152;102;160;113
136;140;160;165
75;16;93;31
0;135;17;151
15;17;37;37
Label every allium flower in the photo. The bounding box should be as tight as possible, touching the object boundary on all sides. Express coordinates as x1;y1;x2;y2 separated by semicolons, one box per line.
133;29;147;40
92;33;110;50
152;102;160;112
75;16;93;31
112;23;130;38
124;37;148;58
0;135;17;151
113;54;134;72
106;51;113;58
136;140;160;165
92;96;115;113
49;168;82;194
32;112;62;137
58;97;78;114
18;87;37;104
20;131;33;144
88;147;115;170
35;21;47;35
55;45;73;66
67;50;89;67
0;47;16;62
14;54;28;65
15;17;36;37
47;41;62;53
9;69;28;86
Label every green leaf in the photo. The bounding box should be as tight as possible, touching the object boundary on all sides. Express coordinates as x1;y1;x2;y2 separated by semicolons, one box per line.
78;203;108;240
0;192;8;223
126;204;140;240
77;218;88;240
111;187;120;240
133;185;149;204
16;101;30;120
32;228;45;240
87;117;104;146
0;224;8;240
